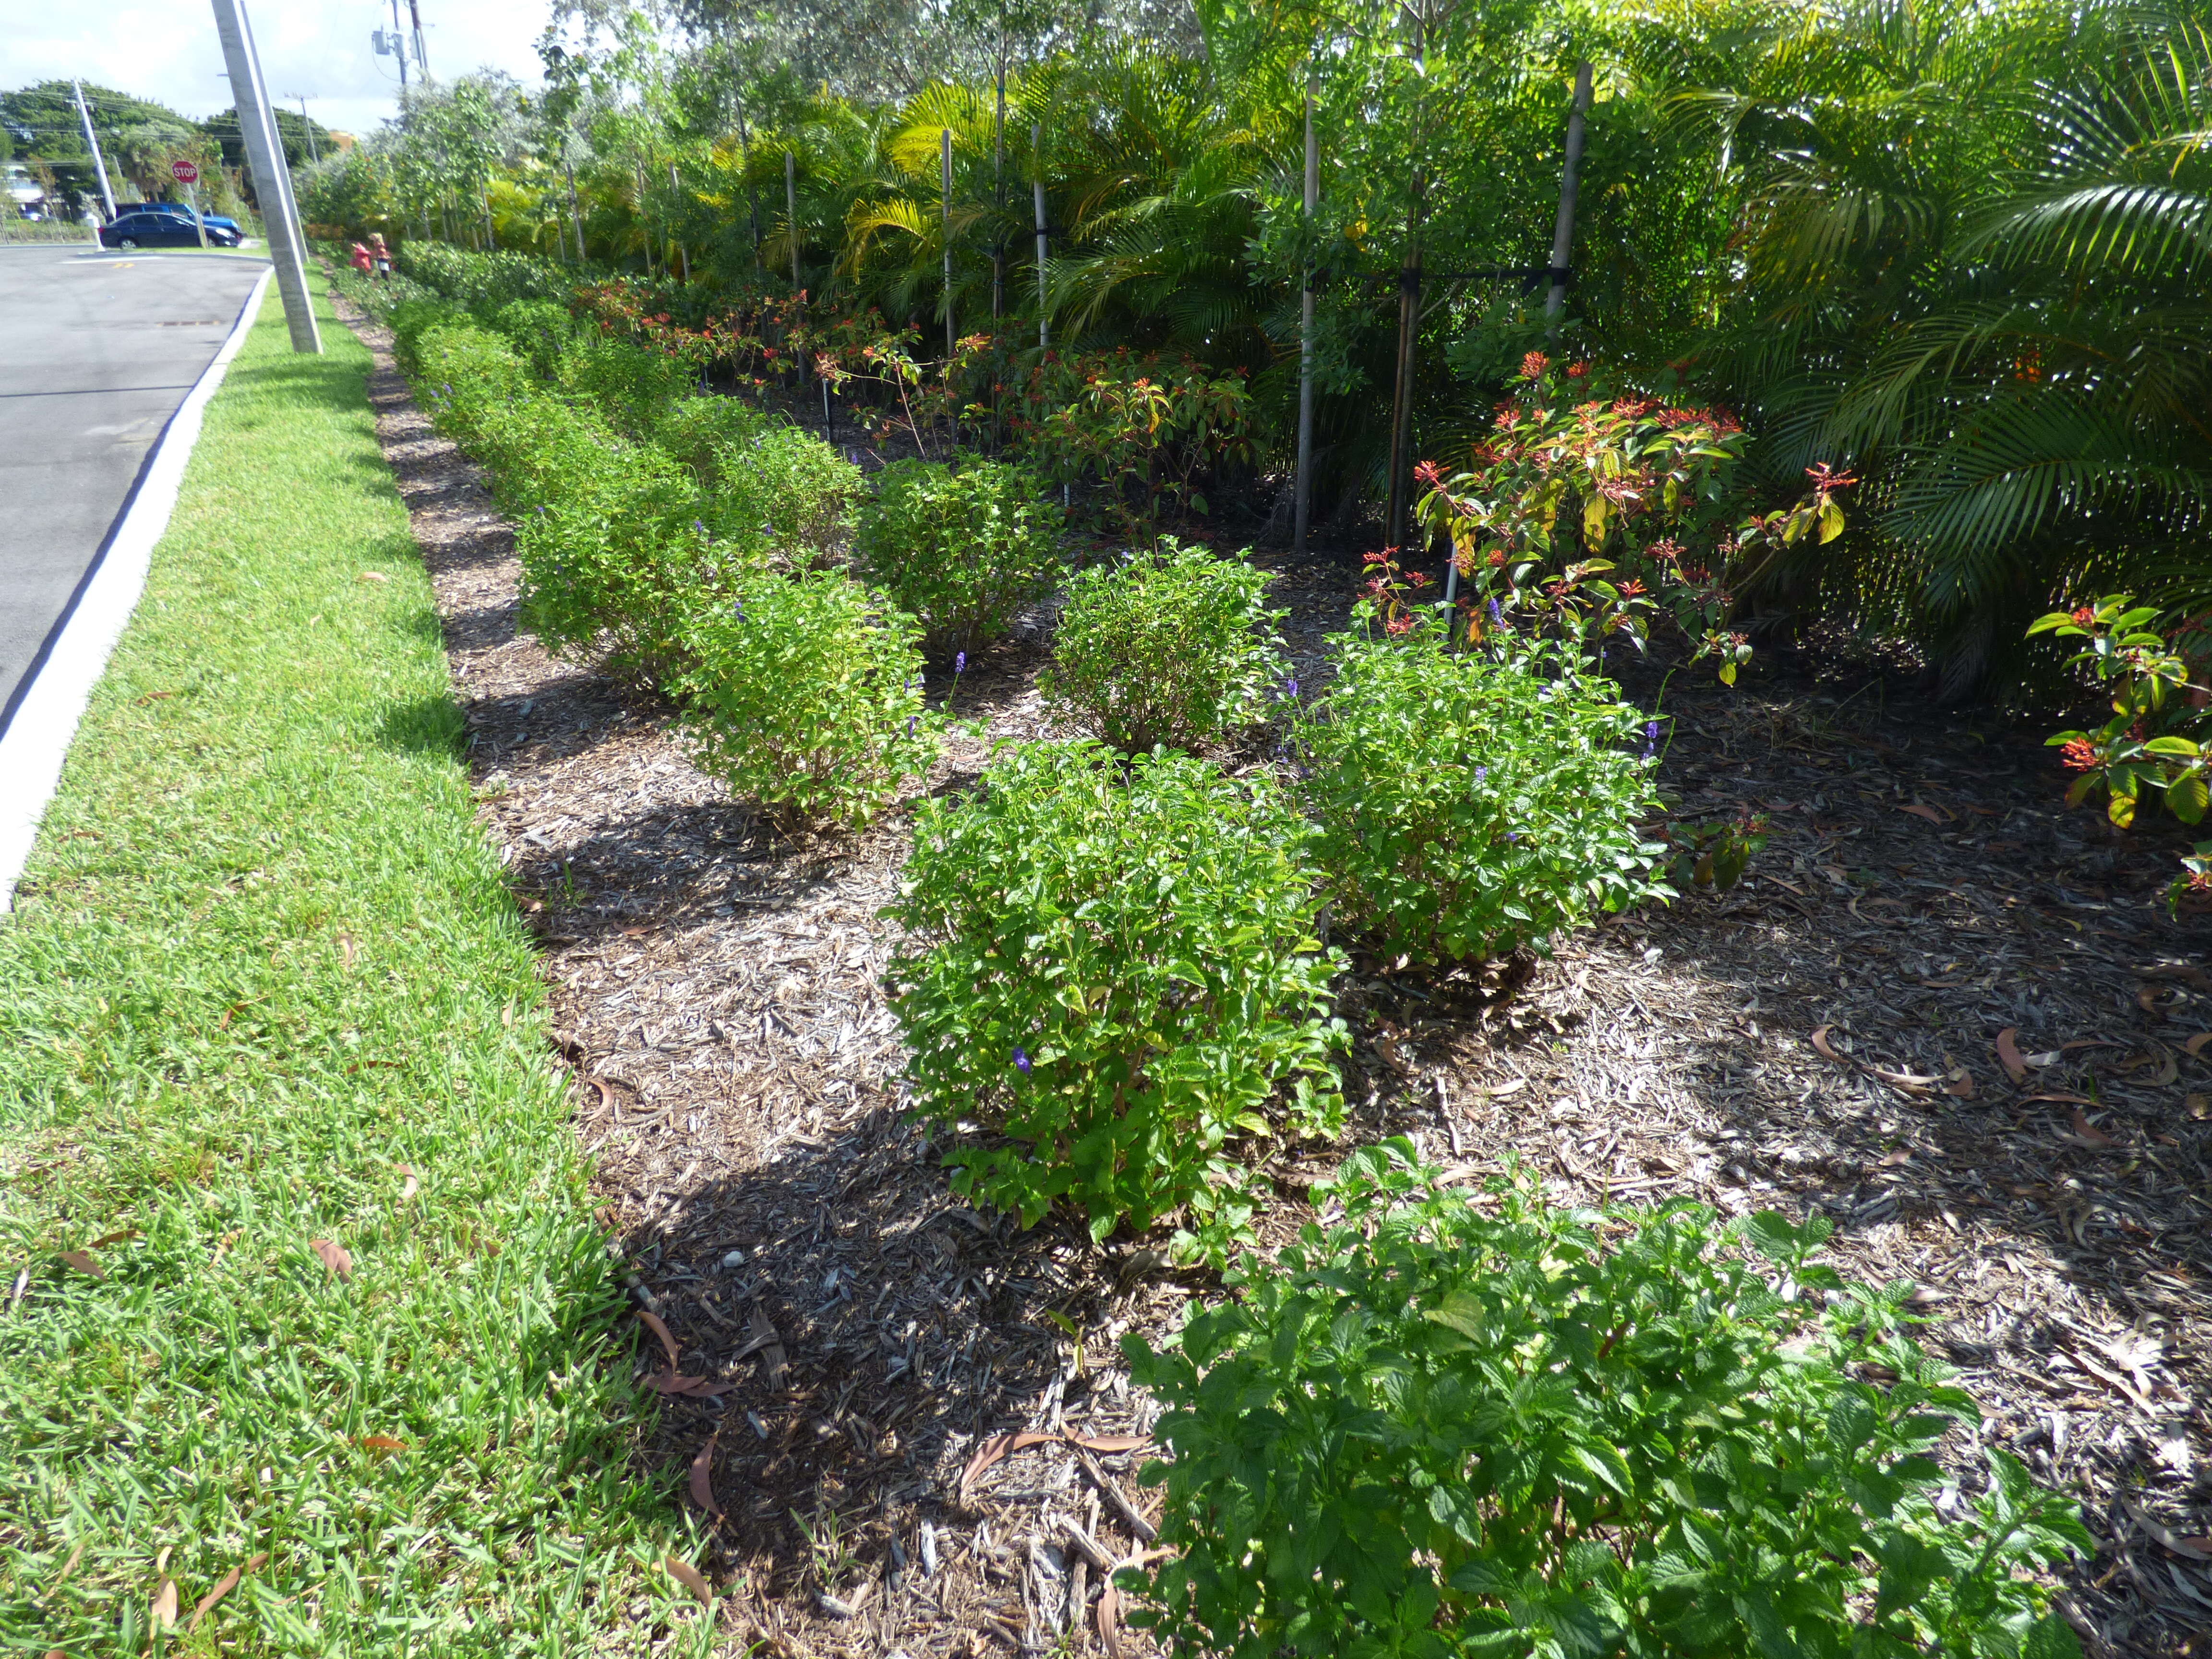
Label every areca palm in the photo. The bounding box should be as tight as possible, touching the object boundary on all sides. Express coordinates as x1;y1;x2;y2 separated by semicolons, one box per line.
1677;0;2212;690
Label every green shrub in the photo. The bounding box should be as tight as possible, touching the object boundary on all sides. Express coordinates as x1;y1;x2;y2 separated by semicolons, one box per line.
854;458;1065;651
888;741;1345;1254
703;425;865;569
669;570;932;830
410;321;535;445
485;297;575;379
1126;1141;2090;1659
395;243;575;312
651;393;772;480
1041;539;1286;754
387;296;470;376
1293;628;1664;963
555;333;701;440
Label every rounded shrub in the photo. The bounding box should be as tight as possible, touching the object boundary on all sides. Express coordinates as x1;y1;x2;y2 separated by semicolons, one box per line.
1126;1140;2090;1659
853;457;1065;652
1293;627;1664;963
1040;538;1287;754
669;570;933;831
708;426;865;570
888;740;1346;1254
485;297;576;379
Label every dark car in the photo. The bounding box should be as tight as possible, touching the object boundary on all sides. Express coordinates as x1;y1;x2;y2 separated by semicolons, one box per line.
122;202;244;238
100;212;242;250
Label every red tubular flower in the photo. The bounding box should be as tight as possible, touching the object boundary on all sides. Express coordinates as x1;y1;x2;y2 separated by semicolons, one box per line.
1486;547;1507;567
1565;361;1591;379
2060;737;2100;772
1804;462;1858;490
1386;613;1416;635
2070;606;2095;626
1520;351;1551;380
1413;459;1443;487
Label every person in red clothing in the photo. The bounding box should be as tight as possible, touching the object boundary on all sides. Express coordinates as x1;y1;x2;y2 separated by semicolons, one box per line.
367;232;392;279
349;241;374;276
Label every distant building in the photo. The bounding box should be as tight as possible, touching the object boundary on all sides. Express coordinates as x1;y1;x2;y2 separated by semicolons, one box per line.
6;164;46;216
328;131;356;152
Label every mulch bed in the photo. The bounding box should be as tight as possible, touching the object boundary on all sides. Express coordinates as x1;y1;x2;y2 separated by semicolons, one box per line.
334;285;2212;1659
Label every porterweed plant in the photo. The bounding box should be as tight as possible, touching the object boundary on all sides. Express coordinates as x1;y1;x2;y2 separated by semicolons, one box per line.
888;740;1345;1260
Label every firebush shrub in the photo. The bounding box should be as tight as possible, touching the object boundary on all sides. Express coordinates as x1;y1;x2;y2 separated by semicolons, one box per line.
888;741;1345;1253
1293;626;1664;962
854;458;1065;651
1040;539;1286;754
1126;1141;2090;1659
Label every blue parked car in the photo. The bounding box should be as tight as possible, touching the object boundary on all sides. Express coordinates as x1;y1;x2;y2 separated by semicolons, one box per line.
123;201;244;238
100;210;243;250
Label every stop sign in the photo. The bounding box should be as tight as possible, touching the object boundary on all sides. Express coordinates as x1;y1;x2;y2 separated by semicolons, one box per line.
170;160;200;185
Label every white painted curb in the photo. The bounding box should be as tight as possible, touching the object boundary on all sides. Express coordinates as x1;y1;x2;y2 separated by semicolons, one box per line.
0;266;275;914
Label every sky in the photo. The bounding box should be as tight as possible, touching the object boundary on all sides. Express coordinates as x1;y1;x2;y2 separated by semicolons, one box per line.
7;0;559;144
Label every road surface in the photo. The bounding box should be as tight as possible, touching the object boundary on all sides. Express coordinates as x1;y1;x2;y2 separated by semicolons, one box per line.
0;246;269;733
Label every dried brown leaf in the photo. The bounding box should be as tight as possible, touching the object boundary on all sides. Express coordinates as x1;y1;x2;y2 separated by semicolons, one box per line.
688;1431;722;1519
2188;1093;2209;1121
309;1239;352;1279
58;1250;104;1280
1943;1068;1977;1100
958;1431;1057;1506
2185;1032;2212;1059
187;1554;264;1632
1810;1025;1846;1064
2126;1502;2212;1561
355;1435;408;1454
637;1309;681;1371
1899;803;1945;824
1996;1027;2028;1085
152;1576;178;1631
89;1228;140;1249
663;1554;712;1604
2068;1106;2117;1148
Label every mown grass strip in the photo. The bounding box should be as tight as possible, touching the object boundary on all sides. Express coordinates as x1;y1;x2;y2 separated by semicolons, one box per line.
0;287;695;1654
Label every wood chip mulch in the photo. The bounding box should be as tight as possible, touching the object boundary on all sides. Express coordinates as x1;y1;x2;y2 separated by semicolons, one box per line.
335;288;2212;1659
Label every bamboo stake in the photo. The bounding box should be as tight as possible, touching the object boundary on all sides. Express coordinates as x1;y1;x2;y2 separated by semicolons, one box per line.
787;149;805;387
941;127;956;361
1032;124;1048;351
1545;61;1593;331
1294;74;1318;558
565;156;584;264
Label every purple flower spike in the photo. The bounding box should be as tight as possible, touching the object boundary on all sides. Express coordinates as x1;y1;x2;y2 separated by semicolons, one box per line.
1475;766;1488;782
955;651;966;675
907;714;917;738
1488;598;1503;624
1013;1046;1031;1074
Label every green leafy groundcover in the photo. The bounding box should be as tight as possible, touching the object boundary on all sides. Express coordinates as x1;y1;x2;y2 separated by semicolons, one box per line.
0;289;692;1653
1128;1142;2090;1659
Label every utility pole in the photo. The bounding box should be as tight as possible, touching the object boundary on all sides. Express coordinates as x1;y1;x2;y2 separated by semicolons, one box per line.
390;0;409;89
71;80;118;221
1032;123;1047;350
210;0;320;353
407;0;429;78
291;95;319;164
1293;73;1318;559
1545;61;1594;331
786;149;805;387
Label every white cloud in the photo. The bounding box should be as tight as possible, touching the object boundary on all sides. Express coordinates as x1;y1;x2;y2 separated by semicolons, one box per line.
7;0;557;144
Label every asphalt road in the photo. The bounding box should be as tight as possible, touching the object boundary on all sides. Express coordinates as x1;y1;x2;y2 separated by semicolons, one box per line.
0;246;269;733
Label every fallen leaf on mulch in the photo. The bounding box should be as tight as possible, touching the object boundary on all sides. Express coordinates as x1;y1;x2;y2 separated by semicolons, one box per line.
308;1239;352;1279
2185;1032;2212;1058
636;1308;734;1396
1943;1068;1977;1099
1810;1025;1846;1063
2126;1502;2212;1562
58;1250;104;1280
1096;1547;1174;1659
2068;1107;2118;1149
2189;1094;2209;1120
1996;1027;2029;1085
1899;803;1946;824
689;1431;722;1520
188;1553;266;1632
663;1554;712;1603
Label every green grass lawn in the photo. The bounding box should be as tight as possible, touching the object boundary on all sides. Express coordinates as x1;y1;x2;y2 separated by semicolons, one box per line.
0;287;695;1654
